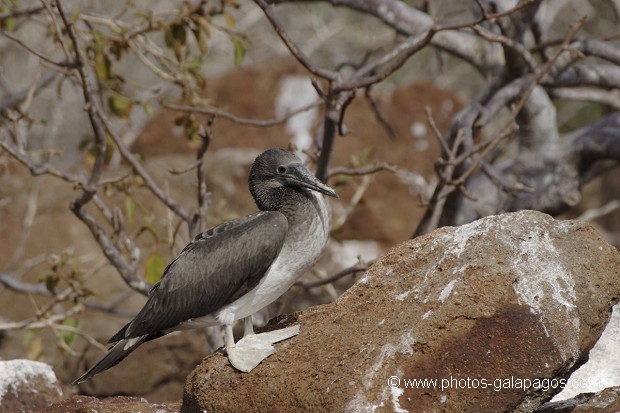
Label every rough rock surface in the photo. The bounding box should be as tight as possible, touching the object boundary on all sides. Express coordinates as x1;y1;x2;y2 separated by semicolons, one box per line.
0;359;63;413
181;210;620;413
43;395;180;413
553;304;620;400
537;387;620;412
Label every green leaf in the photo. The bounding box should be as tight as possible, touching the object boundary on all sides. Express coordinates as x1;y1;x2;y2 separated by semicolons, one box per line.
140;101;155;117
165;23;187;62
94;52;111;81
2;17;15;32
189;68;206;89
92;30;105;53
231;36;245;66
108;93;133;118
174;114;188;126
60;318;79;348
104;134;115;166
144;253;166;285
124;197;135;224
43;274;59;294
170;23;187;45
186;58;202;70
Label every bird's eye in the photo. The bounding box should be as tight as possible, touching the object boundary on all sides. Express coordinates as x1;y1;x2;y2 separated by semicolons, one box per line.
276;165;287;174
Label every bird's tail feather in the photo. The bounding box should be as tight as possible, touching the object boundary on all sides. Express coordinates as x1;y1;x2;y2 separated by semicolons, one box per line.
73;333;160;384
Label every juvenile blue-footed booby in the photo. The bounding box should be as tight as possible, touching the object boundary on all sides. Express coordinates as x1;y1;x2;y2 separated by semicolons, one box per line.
73;148;337;383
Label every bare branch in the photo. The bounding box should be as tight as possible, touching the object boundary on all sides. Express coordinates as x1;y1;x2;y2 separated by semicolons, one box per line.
2;32;75;69
163;101;322;127
576;200;620;222
0;70;58;115
295;259;373;288
0;5;45;21
5;191;38;272
550;63;620;88
328;162;398;178
255;0;338;81
549;87;620;110
364;88;397;140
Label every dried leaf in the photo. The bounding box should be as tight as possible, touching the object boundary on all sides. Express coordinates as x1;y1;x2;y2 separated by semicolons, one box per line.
224;12;235;28
196;16;211;38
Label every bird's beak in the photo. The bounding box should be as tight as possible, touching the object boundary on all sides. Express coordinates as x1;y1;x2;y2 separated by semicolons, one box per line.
284;164;339;198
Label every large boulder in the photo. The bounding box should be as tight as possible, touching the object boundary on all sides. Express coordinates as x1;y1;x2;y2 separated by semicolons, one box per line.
0;359;63;413
181;210;620;413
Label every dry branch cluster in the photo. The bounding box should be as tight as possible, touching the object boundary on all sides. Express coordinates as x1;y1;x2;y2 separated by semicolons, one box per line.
0;0;619;362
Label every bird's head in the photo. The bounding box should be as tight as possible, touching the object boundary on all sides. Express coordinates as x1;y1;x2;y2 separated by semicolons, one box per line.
249;148;338;211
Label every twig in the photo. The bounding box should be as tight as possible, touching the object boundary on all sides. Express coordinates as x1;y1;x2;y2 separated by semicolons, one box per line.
335;30;434;91
96;108;193;224
470;25;537;73
425;107;451;155
0;70;58;115
0;271;49;295
332;174;373;231
0;140;83;183
576;200;620;222
192;124;212;236
295;259;373;288
0;305;81;332
5;190;38;272
0;5;45;21
254;0;338;81
549;87;620;110
2;32;75;69
55;0;107;203
163;101;321;127
365;88;397;140
328;162;398;178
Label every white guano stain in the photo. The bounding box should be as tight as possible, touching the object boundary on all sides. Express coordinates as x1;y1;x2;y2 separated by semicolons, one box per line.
438;280;457;302
395;291;412;301
512;230;576;311
345;331;415;413
509;222;580;361
430;214;581;362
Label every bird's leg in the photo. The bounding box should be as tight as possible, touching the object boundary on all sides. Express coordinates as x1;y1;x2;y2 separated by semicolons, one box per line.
243;316;254;337
224;324;236;349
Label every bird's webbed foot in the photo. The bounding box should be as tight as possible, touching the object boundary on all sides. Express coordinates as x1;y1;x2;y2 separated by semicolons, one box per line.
225;323;300;373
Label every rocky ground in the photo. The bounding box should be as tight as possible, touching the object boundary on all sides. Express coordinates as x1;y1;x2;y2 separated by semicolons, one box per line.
3;210;619;412
179;211;620;413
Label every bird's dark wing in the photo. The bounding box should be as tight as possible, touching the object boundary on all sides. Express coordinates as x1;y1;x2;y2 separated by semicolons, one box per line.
115;211;288;341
